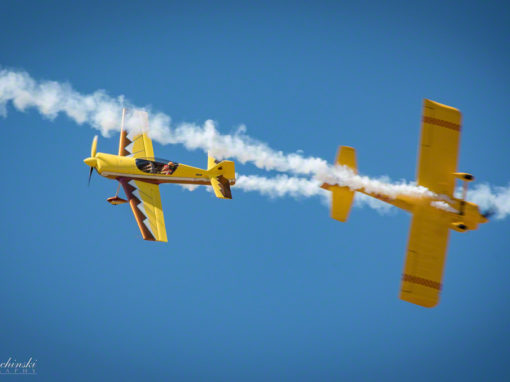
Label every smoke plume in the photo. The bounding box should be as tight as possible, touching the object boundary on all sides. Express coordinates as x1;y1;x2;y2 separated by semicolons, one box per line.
1;68;509;219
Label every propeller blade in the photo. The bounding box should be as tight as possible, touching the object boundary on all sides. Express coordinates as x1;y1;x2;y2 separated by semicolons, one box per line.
88;167;94;186
91;135;98;157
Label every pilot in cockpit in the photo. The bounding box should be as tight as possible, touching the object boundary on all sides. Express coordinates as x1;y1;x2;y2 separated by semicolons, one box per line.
161;161;177;175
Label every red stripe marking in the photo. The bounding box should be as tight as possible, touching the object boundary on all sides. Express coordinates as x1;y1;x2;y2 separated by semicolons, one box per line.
423;116;461;132
402;274;442;290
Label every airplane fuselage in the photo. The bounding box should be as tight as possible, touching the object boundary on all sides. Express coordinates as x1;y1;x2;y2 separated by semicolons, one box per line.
321;181;487;232
85;153;236;186
357;188;488;232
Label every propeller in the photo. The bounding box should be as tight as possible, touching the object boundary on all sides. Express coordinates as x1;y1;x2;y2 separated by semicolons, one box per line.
87;135;98;186
91;135;98;157
88;167;94;186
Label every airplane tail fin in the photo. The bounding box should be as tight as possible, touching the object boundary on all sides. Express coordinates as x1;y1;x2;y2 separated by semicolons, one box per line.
321;146;357;222
207;153;235;199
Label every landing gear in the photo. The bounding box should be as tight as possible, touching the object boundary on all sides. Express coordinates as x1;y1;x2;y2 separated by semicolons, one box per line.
107;183;128;205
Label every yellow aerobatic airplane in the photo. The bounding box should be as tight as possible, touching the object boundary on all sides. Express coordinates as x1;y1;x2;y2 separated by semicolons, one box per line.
84;109;235;242
321;99;489;308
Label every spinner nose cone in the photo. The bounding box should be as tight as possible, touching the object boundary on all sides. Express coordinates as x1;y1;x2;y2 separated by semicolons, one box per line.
84;157;97;167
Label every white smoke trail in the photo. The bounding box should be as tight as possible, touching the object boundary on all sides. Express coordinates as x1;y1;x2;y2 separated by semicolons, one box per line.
0;68;328;174
236;174;324;199
0;68;423;198
182;174;394;214
233;175;510;218
467;183;510;220
236;174;394;213
354;193;394;213
0;69;431;195
1;68;509;219
236;174;397;213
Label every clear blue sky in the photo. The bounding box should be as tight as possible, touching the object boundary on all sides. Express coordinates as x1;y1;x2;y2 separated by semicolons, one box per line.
1;1;509;380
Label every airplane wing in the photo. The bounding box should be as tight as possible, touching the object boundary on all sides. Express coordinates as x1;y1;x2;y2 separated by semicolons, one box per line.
416;99;462;196
118;110;155;159
400;207;450;307
121;179;168;242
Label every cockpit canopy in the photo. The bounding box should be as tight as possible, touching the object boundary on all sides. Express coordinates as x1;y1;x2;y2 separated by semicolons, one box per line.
136;158;179;175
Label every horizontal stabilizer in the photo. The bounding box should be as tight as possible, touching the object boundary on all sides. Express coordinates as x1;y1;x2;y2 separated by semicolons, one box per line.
208;153;235;199
336;146;357;171
322;146;358;222
211;176;232;199
331;187;355;222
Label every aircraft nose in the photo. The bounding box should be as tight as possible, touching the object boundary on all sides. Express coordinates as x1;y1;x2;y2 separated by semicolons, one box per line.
84;157;97;167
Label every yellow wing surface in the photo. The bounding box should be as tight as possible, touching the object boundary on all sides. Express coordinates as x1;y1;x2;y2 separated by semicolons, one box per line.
330;146;357;222
400;207;450;307
121;179;168;242
399;99;462;307
116;110;166;241
416;99;462;196
118;110;155;159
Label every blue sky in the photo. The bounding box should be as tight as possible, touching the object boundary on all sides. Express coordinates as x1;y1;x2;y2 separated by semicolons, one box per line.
1;1;510;380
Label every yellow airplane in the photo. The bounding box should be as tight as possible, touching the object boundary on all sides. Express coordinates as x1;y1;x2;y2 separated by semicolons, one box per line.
321;99;489;308
84;109;236;242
